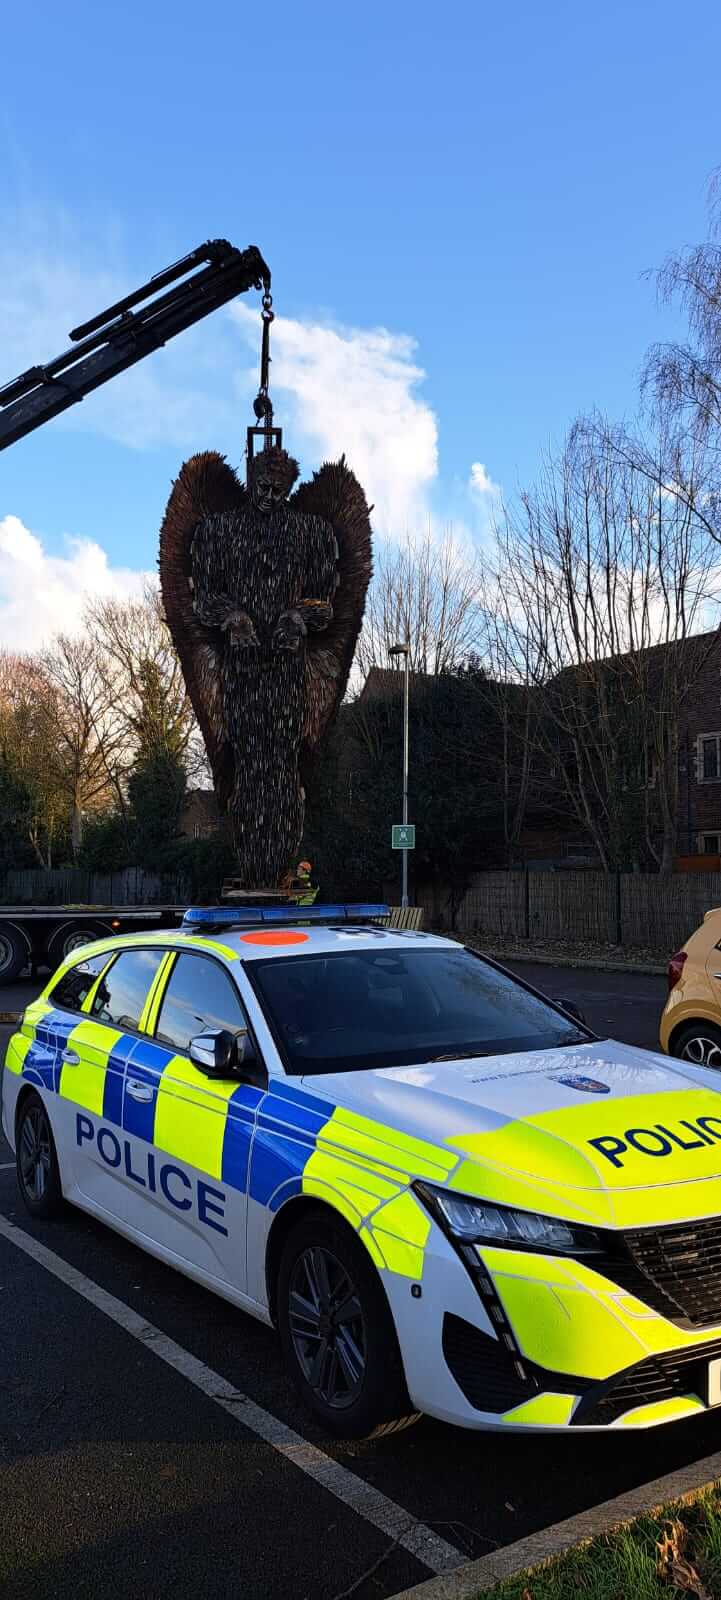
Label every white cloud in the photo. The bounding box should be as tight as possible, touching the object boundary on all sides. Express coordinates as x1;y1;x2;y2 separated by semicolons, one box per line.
469;461;500;498
0;215;501;644
231;304;438;537
0;224;442;523
0;515;150;648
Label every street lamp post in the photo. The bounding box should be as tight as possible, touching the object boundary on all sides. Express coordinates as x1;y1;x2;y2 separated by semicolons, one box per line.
389;641;410;908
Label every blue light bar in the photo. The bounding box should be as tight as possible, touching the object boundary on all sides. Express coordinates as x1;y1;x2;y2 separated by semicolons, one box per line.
182;903;389;929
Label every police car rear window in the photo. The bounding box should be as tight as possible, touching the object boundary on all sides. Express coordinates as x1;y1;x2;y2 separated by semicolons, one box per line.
89;948;166;1033
49;952;113;1014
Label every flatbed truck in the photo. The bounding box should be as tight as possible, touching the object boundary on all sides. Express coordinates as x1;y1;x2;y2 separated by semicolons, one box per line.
0;906;184;983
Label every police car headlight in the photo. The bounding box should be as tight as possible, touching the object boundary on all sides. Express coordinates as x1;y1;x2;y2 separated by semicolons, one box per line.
414;1183;603;1256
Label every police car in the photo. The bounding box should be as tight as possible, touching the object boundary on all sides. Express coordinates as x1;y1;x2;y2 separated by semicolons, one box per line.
7;903;721;1438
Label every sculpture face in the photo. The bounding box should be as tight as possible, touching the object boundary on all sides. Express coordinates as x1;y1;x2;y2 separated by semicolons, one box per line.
252;474;286;514
250;447;299;514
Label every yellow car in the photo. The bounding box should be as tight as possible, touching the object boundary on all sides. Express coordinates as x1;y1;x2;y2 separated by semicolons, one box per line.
660;909;721;1067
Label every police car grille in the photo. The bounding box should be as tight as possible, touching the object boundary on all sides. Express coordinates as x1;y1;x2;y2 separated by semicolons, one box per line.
621;1218;721;1327
442;1314;536;1412
574;1336;721;1426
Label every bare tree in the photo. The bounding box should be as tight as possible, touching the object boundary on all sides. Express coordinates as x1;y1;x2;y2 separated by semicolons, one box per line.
356;529;483;678
493;421;720;872
472;593;537;864
0;652;69;867
640;179;721;545
40;634;126;856
85;585;197;769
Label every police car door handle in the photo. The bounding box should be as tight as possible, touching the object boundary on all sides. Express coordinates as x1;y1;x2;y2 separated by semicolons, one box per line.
126;1079;153;1103
61;1049;80;1066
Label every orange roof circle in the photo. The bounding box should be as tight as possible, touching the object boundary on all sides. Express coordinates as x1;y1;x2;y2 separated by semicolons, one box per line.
240;930;309;946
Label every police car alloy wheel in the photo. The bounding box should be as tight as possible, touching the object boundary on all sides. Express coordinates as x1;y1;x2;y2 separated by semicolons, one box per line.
16;1093;63;1219
277;1211;415;1438
289;1244;367;1408
673;1022;721;1069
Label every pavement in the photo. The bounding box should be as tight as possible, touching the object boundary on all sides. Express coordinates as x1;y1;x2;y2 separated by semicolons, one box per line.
5;958;717;1600
0;978;44;1019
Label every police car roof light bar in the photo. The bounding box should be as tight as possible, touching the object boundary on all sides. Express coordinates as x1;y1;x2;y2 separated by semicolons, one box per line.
181;903;389;929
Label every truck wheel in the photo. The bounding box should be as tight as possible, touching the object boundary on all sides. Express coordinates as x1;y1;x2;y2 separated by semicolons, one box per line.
47;923;107;967
277;1210;418;1439
0;924;28;983
16;1093;64;1219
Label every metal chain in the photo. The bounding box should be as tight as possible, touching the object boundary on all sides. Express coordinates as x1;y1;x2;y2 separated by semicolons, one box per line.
253;291;275;427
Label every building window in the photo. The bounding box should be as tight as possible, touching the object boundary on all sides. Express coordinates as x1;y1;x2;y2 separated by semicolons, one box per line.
700;833;721;856
698;735;721;782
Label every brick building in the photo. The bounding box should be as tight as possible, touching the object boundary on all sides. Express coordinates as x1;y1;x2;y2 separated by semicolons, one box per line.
517;630;721;868
675;632;721;860
176;638;721;871
179;788;220;840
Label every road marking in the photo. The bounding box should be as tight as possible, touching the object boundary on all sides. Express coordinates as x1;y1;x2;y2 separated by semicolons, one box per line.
0;1161;15;1169
0;1212;461;1577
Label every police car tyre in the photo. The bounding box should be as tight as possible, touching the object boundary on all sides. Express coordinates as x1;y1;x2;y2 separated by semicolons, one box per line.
277;1210;416;1439
672;1021;721;1070
16;1093;63;1219
0;923;27;982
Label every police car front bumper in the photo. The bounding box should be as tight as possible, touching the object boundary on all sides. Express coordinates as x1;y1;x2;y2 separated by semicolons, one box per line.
384;1214;721;1431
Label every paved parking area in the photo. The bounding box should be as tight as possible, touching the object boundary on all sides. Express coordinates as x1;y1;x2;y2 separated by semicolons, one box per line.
5;962;720;1600
507;961;666;1051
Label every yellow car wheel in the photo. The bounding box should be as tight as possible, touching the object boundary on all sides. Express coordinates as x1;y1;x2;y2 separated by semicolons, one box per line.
671;1020;721;1070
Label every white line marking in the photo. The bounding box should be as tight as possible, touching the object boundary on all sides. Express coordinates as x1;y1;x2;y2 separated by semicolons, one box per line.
0;1161;15;1169
0;1212;461;1576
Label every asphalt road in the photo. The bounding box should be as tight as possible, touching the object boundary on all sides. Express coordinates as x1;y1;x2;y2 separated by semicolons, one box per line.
508;960;666;1051
6;960;717;1600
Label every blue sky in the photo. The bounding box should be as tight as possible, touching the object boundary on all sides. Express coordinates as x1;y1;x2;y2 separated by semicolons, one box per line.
2;0;720;644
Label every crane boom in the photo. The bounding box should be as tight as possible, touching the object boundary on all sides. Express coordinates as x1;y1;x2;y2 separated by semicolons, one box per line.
0;239;271;451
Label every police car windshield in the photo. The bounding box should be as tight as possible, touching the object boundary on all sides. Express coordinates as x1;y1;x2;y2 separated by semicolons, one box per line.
248;947;588;1076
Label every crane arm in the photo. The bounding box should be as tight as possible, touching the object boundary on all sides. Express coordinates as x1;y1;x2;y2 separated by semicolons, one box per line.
0;239;270;452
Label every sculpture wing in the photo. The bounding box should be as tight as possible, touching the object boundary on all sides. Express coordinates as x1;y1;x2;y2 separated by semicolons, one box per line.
292;457;373;752
159;451;246;810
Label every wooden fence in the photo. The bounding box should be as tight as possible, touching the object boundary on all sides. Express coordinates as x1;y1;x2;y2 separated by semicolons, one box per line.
416;870;721;952
6;864;720;952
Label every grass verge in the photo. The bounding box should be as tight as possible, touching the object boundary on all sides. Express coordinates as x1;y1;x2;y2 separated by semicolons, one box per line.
484;1483;721;1599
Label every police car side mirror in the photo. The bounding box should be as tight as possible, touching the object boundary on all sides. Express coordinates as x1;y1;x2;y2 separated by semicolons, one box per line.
190;1028;240;1078
556;998;586;1026
189;1028;266;1086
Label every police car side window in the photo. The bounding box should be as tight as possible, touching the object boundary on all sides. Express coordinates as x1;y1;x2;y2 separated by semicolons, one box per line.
50;952;113;1014
90;948;166;1032
155;953;247;1054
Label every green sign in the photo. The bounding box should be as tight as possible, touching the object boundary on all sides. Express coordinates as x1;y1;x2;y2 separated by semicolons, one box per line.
392;824;415;849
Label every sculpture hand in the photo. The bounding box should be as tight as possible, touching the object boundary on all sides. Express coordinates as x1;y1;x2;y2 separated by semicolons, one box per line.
194;593;259;649
296;599;334;631
273;609;307;653
221;609;260;649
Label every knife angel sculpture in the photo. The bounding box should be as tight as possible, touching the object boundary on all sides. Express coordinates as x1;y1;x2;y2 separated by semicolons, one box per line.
159;446;372;887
